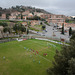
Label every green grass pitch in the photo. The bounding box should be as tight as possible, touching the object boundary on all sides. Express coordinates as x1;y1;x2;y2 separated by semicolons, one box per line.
0;39;61;75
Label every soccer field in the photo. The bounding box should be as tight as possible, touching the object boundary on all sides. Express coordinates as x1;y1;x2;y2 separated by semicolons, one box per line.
0;39;61;75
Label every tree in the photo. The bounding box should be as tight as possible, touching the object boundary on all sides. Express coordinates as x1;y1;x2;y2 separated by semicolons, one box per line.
0;22;8;27
0;26;4;38
61;23;64;34
13;23;22;34
13;23;26;34
6;13;11;19
21;26;26;32
69;27;72;36
12;6;15;9
42;25;46;30
0;7;2;10
41;18;46;21
68;58;75;75
0;12;2;16
65;19;69;23
21;13;23;19
27;29;29;34
3;27;11;33
28;22;31;28
27;15;41;20
16;5;20;9
70;30;75;40
3;27;11;37
0;22;9;38
40;22;43;25
70;33;75;40
72;30;75;35
47;40;75;75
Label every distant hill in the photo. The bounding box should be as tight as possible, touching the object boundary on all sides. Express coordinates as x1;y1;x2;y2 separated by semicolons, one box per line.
0;5;52;15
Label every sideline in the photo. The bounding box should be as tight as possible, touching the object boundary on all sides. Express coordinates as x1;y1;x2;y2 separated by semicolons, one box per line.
35;38;69;46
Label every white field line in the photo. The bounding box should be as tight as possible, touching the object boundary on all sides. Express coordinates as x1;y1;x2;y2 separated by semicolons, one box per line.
27;40;56;54
19;45;52;62
38;55;52;62
19;44;55;55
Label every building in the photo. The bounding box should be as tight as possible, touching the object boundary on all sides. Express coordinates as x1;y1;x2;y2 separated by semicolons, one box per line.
46;14;65;26
27;13;34;18
31;20;40;26
22;22;27;26
22;10;30;15
64;23;75;30
11;11;21;16
22;16;27;20
1;14;6;19
9;11;21;19
40;14;51;19
9;16;16;20
34;12;44;17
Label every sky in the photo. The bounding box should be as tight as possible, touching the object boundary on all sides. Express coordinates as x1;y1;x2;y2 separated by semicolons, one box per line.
0;0;75;16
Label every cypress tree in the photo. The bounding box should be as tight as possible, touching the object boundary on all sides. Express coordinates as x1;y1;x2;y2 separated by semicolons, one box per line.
69;27;72;36
27;29;29;34
61;23;64;34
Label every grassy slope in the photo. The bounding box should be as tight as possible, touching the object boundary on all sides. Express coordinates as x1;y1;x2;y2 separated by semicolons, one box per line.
29;25;43;32
0;39;61;75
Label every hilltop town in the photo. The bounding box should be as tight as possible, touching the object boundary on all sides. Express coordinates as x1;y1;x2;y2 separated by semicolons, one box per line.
0;6;75;41
0;6;75;28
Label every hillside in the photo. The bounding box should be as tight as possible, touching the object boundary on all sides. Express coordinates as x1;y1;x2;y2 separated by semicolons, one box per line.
0;5;51;15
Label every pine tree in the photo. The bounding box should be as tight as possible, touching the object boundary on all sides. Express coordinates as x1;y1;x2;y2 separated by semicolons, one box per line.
47;40;75;75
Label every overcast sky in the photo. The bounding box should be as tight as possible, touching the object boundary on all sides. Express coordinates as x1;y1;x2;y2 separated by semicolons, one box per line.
0;0;75;16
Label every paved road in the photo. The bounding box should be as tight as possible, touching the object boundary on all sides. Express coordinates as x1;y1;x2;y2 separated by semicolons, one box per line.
29;25;70;41
45;25;69;41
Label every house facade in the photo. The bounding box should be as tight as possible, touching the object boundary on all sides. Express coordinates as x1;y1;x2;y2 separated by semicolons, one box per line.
46;14;65;26
31;20;40;26
9;16;16;20
22;22;27;26
22;10;30;15
1;14;6;19
34;12;44;17
9;11;21;19
27;13;34;18
11;12;21;16
64;23;75;30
